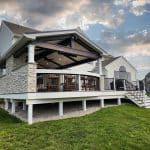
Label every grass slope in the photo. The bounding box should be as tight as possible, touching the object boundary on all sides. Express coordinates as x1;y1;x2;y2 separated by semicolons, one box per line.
0;105;150;150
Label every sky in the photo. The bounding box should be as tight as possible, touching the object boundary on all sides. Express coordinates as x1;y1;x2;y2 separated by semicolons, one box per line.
0;0;150;79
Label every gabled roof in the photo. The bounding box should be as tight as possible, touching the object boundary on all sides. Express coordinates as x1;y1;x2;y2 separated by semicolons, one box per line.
24;29;108;55
0;21;109;65
102;56;120;67
1;20;108;55
3;20;40;35
102;56;137;71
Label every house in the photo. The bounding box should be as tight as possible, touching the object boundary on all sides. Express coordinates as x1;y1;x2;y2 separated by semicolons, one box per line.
72;55;137;90
145;72;150;93
0;21;149;124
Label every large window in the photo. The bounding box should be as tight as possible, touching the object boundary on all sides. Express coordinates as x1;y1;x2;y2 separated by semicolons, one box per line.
64;75;78;91
81;75;99;91
37;74;99;92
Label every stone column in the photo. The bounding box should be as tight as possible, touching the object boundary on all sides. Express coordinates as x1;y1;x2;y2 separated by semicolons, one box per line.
28;44;35;63
59;101;63;116
28;104;33;124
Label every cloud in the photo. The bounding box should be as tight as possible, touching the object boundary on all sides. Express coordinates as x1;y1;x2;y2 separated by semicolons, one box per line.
114;0;150;16
0;0;126;30
124;43;150;57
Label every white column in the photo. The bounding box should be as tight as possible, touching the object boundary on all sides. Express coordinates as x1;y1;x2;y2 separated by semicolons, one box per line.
28;44;35;63
59;101;63;116
97;58;103;75
28;104;33;124
11;100;16;114
23;102;26;111
100;99;104;108
78;75;81;91
4;99;9;110
82;100;87;111
113;78;116;91
117;98;121;105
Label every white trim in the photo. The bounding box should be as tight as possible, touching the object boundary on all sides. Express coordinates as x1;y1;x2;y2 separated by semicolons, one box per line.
25;91;126;104
36;69;100;77
0;91;126;102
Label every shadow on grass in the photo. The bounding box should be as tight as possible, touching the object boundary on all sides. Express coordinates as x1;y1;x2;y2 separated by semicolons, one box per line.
0;109;22;124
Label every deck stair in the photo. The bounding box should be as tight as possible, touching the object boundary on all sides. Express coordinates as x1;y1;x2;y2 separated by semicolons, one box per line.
126;91;150;108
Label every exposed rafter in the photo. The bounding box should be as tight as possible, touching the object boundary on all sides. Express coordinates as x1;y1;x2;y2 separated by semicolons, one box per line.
59;58;93;69
44;57;62;67
34;42;99;59
35;50;54;61
60;53;78;63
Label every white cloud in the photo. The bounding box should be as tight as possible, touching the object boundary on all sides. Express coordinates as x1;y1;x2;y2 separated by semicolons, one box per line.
124;43;150;57
0;0;126;30
114;0;150;16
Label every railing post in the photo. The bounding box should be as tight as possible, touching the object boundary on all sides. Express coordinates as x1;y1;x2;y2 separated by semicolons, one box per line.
123;80;126;91
137;80;140;91
78;75;81;91
113;78;116;91
59;74;64;91
143;80;146;91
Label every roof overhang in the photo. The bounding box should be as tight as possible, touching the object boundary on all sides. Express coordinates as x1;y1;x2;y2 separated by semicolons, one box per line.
0;29;107;68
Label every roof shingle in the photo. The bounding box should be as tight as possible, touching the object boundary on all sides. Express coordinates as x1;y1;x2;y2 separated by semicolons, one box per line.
3;20;40;35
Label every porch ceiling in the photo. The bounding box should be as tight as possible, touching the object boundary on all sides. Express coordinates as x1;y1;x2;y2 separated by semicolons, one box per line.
34;39;101;69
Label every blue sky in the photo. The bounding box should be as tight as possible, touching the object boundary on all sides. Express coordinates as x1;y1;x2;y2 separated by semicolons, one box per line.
0;0;150;79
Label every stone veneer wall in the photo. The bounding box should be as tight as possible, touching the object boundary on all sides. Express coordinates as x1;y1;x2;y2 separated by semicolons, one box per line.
0;56;37;94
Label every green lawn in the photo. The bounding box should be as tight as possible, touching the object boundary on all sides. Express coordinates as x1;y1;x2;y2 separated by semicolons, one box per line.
0;105;150;150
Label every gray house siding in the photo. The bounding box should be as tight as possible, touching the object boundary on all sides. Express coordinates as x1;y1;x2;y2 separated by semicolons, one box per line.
0;23;14;57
